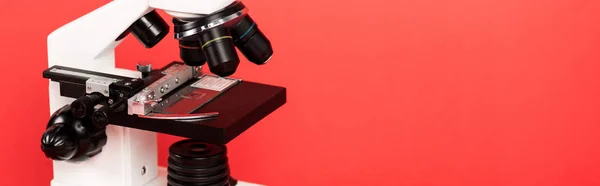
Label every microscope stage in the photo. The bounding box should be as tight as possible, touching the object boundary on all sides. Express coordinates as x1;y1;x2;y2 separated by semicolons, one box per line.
114;80;286;144
43;63;286;145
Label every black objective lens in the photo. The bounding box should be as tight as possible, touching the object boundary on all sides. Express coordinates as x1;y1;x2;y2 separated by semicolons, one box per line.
231;15;273;65
200;27;240;77
130;10;169;48
179;40;206;66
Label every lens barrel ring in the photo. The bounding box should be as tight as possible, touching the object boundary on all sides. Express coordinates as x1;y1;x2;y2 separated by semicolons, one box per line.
179;40;207;66
173;2;247;40
172;1;273;77
198;27;240;77
230;15;273;65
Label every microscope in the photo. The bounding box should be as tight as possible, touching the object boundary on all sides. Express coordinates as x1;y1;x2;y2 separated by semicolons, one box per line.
39;0;286;186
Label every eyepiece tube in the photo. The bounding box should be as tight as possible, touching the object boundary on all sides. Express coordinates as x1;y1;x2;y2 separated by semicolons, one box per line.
131;10;170;48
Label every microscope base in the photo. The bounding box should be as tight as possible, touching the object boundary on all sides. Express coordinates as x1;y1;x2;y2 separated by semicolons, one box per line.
52;167;263;186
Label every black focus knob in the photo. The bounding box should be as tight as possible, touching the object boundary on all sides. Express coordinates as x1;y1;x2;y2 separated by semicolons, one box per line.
41;124;77;160
71;94;102;119
42;105;79;160
41;105;108;162
92;105;112;128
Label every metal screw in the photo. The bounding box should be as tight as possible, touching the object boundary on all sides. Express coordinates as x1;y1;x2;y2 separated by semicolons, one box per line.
108;99;114;105
141;166;146;175
87;87;91;90
147;94;154;100
164;84;169;90
175;78;179;84
125;82;131;86
160;87;165;93
120;93;124;98
104;90;109;94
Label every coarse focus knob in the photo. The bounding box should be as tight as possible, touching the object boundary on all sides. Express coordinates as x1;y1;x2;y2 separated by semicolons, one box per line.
41;124;77;160
41;106;80;160
41;105;107;162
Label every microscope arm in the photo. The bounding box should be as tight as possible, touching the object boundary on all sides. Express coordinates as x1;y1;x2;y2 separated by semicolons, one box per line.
47;0;237;73
47;0;152;77
44;1;276;185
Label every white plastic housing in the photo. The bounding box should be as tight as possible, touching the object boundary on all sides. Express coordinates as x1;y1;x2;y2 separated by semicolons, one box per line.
52;168;263;186
46;0;260;185
150;0;236;18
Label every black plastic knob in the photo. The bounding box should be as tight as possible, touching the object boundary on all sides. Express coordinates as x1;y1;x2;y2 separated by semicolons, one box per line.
41;124;77;160
41;105;107;162
42;105;81;160
71;94;102;119
92;105;112;128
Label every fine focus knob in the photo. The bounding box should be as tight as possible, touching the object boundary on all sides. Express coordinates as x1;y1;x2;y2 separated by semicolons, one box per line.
41;124;77;160
71;94;102;119
92;105;113;128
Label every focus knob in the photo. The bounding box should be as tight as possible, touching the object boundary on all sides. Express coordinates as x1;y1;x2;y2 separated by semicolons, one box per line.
41;124;77;160
40;105;107;162
71;94;102;119
41;105;79;160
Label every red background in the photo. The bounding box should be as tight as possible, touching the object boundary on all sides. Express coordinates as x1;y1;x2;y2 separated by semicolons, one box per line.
1;0;600;185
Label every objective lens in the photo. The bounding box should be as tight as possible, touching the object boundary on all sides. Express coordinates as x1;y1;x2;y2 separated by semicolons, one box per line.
199;27;240;77
130;10;169;48
179;40;206;66
231;15;273;65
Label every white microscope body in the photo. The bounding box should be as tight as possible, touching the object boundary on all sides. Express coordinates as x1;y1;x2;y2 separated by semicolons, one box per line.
47;0;262;185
